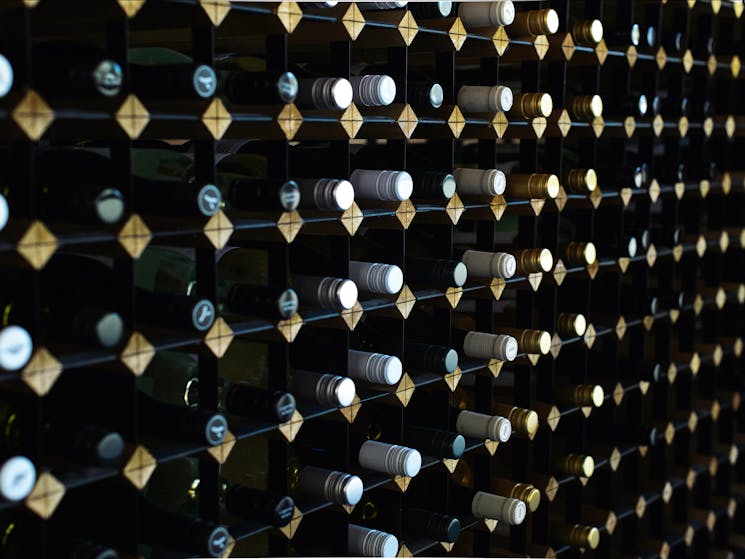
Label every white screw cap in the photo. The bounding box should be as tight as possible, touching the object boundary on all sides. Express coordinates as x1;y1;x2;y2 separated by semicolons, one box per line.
0;456;36;502
351;170;413;202
456;410;512;442
457;85;513;113
454;168;506;197
0;193;8;232
458;1;515;27
462;250;516;279
349;524;399;558
0;326;33;371
471;491;526;525
359;440;421;477
0;55;13;99
348;350;402;385
463;332;518;361
349;261;404;295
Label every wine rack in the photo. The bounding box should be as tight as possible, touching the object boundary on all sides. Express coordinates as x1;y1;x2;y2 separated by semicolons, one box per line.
0;0;743;558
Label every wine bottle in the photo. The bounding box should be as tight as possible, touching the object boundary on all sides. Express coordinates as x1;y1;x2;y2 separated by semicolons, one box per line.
455;410;512;443
349;261;404;296
569;96;603;121
287;64;353;110
604;22;641;47
222;382;296;424
510;92;554;119
0;54;12;99
492;478;541;512
347;349;402;386
0;192;7;233
407;1;453;19
560;241;597;266
349;169;413;202
507;9;560;37
32;42;123;99
457;1;515;28
358;440;422;477
405;256;467;289
570;19;604;46
348;524;399;558
129;47;217;100
453;329;519;362
0;325;33;372
601;93;649;118
50;372;228;446
554;384;605;408
294;464;364;506
404;342;459;374
404;425;465;459
450;485;527;525
493;327;551;355
138;350;200;408
357;2;407;10
293;274;358;311
454;167;507;197
457;84;514;113
54;483;231;558
0;456;36;502
349;74;397;107
596;163;648;189
359;64;443;110
505;172;560;200
0;401;124;468
556;312;587;338
554;453;595;478
214;55;298;105
0;519;117;559
513;248;554;275
564;169;598;194
0;292;124;350
551;523;600;550
291;370;356;408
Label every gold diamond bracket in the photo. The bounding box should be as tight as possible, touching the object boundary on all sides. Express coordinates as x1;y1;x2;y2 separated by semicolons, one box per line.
396;199;416;229
206;430;236;464
487;359;503;378
21;348;62;396
394;373;415;407
392;475;412;492
341;202;364;236
11;90;54;141
24;472;65;520
117;0;145;17
279;506;303;539
203;210;234;250
122;445;157;489
444;367;462;392
278;410;304;442
199;0;231;26
490;278;506;300
395;285;416;319
277;313;303;343
277;210;304;243
120;332;155;376
340;301;364;331
442;287;462;309
203;317;234;358
615;317;627;340
202;98;232;140
116;94;150;139
338;394;362;424
118;214;152;259
16;220;58;270
624;117;636;138
445;193;465;225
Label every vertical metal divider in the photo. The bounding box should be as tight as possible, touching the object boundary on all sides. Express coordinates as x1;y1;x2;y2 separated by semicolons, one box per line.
191;22;222;525
261;31;293;557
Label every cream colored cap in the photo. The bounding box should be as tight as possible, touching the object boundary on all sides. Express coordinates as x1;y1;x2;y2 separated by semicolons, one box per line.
584;242;597;265
546;175;560;199
591;385;604;407
539;248;554;272
574;314;587;336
